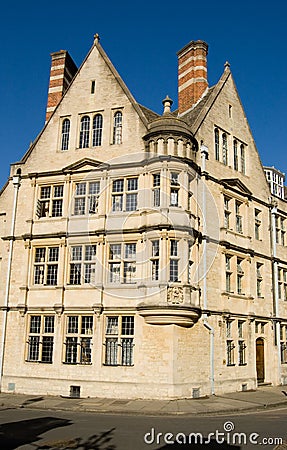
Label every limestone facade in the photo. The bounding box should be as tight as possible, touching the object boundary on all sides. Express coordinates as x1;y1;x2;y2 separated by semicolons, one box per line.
0;36;286;399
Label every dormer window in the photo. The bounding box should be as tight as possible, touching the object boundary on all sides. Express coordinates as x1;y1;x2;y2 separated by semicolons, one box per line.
113;111;122;144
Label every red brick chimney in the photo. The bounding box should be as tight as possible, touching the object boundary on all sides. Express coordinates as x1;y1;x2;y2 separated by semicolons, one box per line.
177;40;208;115
45;50;78;122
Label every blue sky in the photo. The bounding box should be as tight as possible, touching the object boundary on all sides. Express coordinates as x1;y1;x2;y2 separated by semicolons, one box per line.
0;0;286;188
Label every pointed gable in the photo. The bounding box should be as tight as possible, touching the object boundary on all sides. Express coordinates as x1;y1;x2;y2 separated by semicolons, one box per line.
15;35;152;176
221;178;252;197
62;158;108;174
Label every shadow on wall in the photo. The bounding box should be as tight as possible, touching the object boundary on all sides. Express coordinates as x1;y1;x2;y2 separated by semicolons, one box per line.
0;414;116;450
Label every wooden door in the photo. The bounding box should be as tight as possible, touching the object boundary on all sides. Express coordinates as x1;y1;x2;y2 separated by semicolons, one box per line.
256;338;265;383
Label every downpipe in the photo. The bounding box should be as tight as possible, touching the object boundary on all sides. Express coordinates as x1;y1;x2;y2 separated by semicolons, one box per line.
200;143;215;395
0;174;21;390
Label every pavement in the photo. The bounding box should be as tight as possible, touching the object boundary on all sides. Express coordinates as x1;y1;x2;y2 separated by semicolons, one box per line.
0;385;287;416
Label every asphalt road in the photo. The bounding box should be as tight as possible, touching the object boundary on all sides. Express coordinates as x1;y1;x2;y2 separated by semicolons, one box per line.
0;406;286;449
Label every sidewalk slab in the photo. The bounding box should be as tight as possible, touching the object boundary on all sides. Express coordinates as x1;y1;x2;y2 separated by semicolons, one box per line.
0;386;286;416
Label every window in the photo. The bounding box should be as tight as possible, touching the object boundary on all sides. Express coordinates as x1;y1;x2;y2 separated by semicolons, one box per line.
108;243;136;284
225;255;232;292
233;140;238;171
69;244;96;285
64;316;93;364
281;217;285;246
104;316;134;366
238;320;246;365
240;144;245;174
34;247;59;286
278;268;287;301
222;133;228;165
170;172;179;207
61;118;70;151
238;340;246;365
235;201;243;234
151;240;160;281
256;263;263;297
224;197;231;229
79;116;90;148
73;181;100;215
255;321;266;334
280;325;287;364
92;114;103;147
226;320;235;366
36;185;64;218
152;173;160;207
111;178;138;212
170;240;179;282
276;216;286;246
214;128;219;161
91;80;95;94
27;315;54;363
113;111;122;144
237;258;244;294
254;209;261;240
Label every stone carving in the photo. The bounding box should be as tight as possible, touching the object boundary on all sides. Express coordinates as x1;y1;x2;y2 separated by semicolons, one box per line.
167;286;184;304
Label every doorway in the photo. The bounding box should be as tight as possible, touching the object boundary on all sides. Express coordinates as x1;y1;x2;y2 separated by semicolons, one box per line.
256;338;265;384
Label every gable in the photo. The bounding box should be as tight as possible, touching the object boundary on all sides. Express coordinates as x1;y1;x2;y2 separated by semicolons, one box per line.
14;37;150;177
221;178;252;197
62;158;107;173
187;67;272;202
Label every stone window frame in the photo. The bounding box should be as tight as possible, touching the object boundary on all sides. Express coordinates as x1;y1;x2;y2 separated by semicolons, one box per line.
108;242;137;284
64;315;94;365
26;315;55;364
69;244;97;285
104;315;134;366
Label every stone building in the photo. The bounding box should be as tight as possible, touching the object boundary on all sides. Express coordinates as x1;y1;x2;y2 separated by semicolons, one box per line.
0;35;286;399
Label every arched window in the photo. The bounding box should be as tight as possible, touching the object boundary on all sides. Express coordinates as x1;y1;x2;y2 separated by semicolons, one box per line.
214;128;219;161
113;111;122;145
240;144;245;174
233;140;238;171
222;133;228;165
79;116;90;148
61;118;70;151
93;114;103;147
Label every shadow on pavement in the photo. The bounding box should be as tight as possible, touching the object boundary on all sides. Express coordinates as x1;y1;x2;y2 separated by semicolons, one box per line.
35;428;116;449
0;416;72;449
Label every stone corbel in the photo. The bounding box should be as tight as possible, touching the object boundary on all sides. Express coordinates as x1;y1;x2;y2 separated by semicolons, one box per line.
16;304;27;317
53;304;64;316
92;304;103;317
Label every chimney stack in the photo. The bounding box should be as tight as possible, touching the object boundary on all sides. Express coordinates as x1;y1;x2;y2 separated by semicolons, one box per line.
177;40;208;116
45;50;78;122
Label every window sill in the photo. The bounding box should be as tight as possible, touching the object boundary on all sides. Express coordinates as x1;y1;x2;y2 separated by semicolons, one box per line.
25;360;53;364
62;362;92;365
102;364;134;367
30;285;59;290
239;363;247;366
226;364;236;367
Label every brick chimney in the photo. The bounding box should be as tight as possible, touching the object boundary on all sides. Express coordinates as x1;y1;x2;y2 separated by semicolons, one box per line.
177;40;208;115
45;50;78;122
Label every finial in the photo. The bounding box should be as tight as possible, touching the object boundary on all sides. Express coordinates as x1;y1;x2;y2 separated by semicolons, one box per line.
162;95;173;115
224;61;230;70
94;33;100;44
